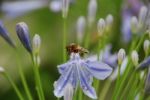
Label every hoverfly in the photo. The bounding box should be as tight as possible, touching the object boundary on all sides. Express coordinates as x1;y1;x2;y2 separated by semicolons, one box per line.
66;43;89;56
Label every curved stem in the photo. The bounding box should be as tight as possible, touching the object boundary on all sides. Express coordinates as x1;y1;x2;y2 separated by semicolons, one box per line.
3;72;24;100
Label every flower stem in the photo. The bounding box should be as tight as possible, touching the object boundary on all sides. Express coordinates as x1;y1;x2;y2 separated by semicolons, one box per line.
112;64;121;100
120;70;136;100
15;50;33;100
63;17;67;62
3;72;24;100
31;54;45;100
99;80;111;100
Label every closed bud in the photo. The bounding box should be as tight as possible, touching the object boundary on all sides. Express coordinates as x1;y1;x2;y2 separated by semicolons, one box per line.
138;6;148;27
97;18;106;37
62;0;69;18
106;14;113;31
144;40;150;55
87;0;97;27
130;16;138;34
0;21;15;47
131;50;139;66
0;67;5;73
16;22;32;53
118;48;126;65
33;34;41;55
76;16;86;43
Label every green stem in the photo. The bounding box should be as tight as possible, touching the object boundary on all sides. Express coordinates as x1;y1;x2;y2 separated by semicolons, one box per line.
99;80;111;100
112;64;121;100
3;72;24;100
120;70;136;100
78;88;83;100
63;17;67;62
15;50;33;100
31;55;45;100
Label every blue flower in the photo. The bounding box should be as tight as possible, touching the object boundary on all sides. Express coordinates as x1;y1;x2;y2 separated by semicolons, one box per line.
145;68;150;93
16;22;32;53
137;56;150;70
54;53;113;99
0;21;15;47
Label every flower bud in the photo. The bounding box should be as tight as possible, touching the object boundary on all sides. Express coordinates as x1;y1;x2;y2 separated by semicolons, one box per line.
16;22;32;53
76;16;86;43
118;48;126;65
106;14;113;31
138;6;148;27
87;0;97;27
131;50;139;66
62;0;69;18
97;18;106;37
144;40;150;55
0;21;15;47
33;34;41;55
0;66;5;73
130;16;138;34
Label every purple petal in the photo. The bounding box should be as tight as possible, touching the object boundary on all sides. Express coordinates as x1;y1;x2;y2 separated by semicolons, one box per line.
137;56;150;70
54;65;73;97
57;61;72;74
16;22;32;53
145;67;150;93
77;65;97;99
0;21;15;47
83;61;113;80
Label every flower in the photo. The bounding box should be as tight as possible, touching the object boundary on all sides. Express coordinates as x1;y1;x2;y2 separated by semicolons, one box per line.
87;0;97;27
137;56;150;70
16;22;32;53
131;50;139;66
97;18;106;37
32;34;41;55
76;16;86;43
145;68;150;93
54;53;112;99
143;40;150;55
118;48;126;65
0;66;5;73
0;21;15;47
62;0;70;18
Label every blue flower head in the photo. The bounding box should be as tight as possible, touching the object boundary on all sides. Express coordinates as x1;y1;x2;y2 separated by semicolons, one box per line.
145;68;150;94
137;56;150;70
54;53;113;99
0;21;15;47
16;22;32;53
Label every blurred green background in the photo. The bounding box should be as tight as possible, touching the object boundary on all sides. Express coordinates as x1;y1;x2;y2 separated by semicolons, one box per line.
0;0;128;99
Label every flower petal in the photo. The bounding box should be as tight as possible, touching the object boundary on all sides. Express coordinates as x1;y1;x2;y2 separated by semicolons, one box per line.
57;61;72;74
83;61;113;80
137;56;150;70
77;64;97;99
63;83;74;100
145;67;150;93
54;65;73;97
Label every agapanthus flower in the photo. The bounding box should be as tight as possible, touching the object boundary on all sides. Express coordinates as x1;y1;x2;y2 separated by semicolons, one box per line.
121;0;143;43
16;22;32;53
87;45;118;69
0;21;15;47
137;56;150;70
137;57;150;93
54;53;112;99
145;67;150;93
